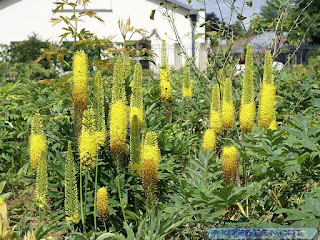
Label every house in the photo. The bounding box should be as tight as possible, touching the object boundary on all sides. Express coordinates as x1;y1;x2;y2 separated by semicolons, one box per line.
218;31;289;63
0;0;207;71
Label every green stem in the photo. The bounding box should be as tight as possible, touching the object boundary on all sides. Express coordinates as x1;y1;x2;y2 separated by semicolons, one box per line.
84;169;89;233
133;177;138;213
103;219;107;232
39;207;42;223
116;162;127;224
94;156;99;232
80;166;85;233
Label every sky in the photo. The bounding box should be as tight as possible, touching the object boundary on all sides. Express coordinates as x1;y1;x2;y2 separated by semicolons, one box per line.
176;0;266;28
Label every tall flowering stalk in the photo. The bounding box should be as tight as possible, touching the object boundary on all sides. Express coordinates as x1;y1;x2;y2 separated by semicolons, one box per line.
96;187;109;218
65;142;79;224
36;151;48;209
78;108;100;231
259;51;276;129
109;59;127;159
29;114;46;171
182;60;192;98
222;146;238;185
129;115;141;176
202;129;216;153
123;51;131;79
72;50;88;138
221;78;234;130
93;71;106;146
79;108;99;170
209;84;222;134
240;44;255;133
160;40;172;101
130;63;143;129
218;69;225;99
141;131;160;205
92;71;107;230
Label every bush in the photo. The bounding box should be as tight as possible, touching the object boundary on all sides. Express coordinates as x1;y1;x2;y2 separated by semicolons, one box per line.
6;34;51;68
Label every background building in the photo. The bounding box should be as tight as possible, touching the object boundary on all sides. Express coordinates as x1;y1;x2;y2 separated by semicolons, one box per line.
0;0;207;71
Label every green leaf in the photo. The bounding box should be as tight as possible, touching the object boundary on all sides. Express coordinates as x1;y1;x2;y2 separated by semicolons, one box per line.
0;181;6;194
192;33;204;41
237;14;246;21
150;9;156;20
246;1;252;7
96;233;117;240
71;233;88;240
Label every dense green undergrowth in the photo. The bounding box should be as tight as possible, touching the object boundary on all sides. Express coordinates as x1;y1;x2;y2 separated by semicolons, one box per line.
0;57;320;239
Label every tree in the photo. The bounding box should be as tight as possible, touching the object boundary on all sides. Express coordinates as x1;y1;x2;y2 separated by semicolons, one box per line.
257;0;320;44
288;0;320;44
10;34;50;68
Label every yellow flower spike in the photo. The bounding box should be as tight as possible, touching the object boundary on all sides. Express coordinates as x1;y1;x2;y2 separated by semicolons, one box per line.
268;119;278;131
221;78;234;129
141;132;161;166
218;69;225;99
110;59;128;159
262;51;274;85
130;107;143;129
209;84;222;134
240;44;255;133
182;60;192;98
202;129;216;153
109;101;127;158
182;88;192;98
65;142;79;224
93;71;106;146
123;51;131;79
141;131;160;202
79;109;99;170
240;103;255;133
160;74;173;101
129;115;141;176
259;51;276;128
130;63;143;129
72;50;88;138
112;59;126;103
29;134;46;171
96;187;109;218
160;40;172;101
222;146;238;184
259;84;276;128
29;114;47;171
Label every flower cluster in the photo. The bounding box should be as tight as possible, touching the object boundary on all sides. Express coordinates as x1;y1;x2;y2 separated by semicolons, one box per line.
97;187;109;218
210;84;222;134
130;63;144;129
222;146;238;184
141;131;160;201
259;51;276;129
160;40;172;101
202;129;216;153
29;114;46;170
110;59;128;159
221;78;234;130
240;44;255;133
72;50;88;138
93;71;106;146
79;109;100;170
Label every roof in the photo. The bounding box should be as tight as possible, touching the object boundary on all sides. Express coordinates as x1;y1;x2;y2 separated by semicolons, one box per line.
152;0;193;11
219;31;288;54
